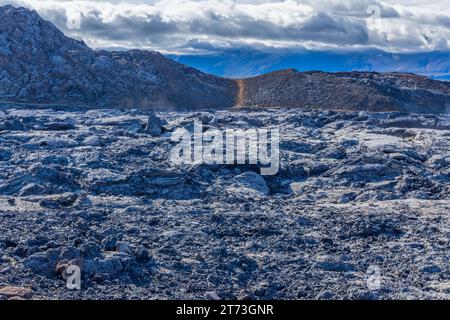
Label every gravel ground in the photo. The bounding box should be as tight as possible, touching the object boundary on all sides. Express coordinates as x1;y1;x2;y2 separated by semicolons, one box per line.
0;106;448;300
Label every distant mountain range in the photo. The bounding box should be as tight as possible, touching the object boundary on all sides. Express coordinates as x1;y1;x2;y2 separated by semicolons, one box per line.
170;49;450;81
0;5;449;113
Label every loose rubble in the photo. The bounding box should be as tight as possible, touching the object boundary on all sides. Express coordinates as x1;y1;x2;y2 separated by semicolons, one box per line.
0;106;448;300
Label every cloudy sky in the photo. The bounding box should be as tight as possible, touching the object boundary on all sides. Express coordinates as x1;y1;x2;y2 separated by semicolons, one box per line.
1;0;449;77
0;0;450;81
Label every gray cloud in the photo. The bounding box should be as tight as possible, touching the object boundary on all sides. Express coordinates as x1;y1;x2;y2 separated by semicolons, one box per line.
0;0;448;53
81;13;179;41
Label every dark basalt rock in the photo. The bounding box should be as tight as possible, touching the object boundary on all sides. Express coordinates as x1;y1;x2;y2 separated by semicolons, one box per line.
239;69;450;114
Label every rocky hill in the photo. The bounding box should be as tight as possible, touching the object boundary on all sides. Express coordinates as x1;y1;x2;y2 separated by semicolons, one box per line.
0;5;236;110
0;5;449;113
237;69;450;114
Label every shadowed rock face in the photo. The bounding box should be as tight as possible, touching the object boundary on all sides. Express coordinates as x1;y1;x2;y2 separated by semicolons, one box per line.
0;5;449;113
238;69;450;114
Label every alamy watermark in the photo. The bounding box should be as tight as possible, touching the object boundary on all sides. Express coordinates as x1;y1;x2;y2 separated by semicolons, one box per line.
366;265;381;291
66;11;82;30
170;121;280;175
366;5;381;31
66;265;81;290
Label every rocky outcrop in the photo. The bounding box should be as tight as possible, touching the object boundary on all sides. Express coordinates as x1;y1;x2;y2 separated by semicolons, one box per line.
0;5;449;113
0;5;236;110
237;69;450;114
